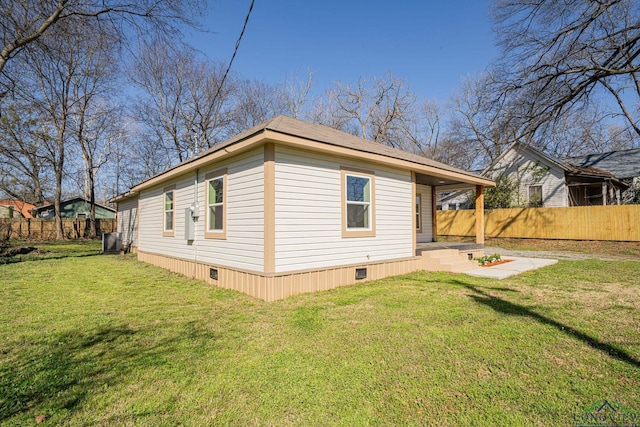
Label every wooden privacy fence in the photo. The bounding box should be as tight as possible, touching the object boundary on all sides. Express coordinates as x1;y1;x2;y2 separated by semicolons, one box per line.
0;218;116;240
437;205;640;241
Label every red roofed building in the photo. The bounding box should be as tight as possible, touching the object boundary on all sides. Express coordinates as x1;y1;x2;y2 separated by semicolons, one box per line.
0;200;37;218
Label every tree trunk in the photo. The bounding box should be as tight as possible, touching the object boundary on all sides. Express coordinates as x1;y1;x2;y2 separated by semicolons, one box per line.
54;128;65;241
88;167;97;239
33;175;44;206
54;168;64;240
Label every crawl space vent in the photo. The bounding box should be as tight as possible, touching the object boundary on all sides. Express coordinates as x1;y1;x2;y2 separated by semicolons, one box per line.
355;268;367;280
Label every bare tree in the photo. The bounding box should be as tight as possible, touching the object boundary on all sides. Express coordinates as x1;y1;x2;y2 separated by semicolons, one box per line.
447;74;519;169
305;89;355;134
0;0;206;101
13;16;122;239
130;41;234;164
492;0;640;139
0;103;50;204
281;70;314;119
308;72;418;149
400;100;442;157
71;101;123;237
62;22;122;237
446;72;630;170
228;79;285;135
336;72;416;146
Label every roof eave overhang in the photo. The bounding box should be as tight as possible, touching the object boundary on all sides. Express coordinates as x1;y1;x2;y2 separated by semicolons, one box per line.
109;191;138;204
436;183;487;191
130;130;269;193
268;130;496;188
566;172;629;189
130;128;495;193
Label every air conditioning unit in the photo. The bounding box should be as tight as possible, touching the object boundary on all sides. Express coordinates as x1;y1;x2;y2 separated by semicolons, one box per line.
101;232;122;254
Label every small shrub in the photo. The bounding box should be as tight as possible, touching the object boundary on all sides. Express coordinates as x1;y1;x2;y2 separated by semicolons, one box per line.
475;253;502;265
528;192;543;208
483;175;519;209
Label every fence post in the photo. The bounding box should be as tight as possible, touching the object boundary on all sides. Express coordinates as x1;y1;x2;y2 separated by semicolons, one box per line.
475;185;485;245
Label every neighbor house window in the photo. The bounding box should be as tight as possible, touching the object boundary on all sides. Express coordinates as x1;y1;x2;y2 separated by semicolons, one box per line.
416;194;422;232
163;185;175;237
205;168;227;239
341;167;375;238
529;185;543;207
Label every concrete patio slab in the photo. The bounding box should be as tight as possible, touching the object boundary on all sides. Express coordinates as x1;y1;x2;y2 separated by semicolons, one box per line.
465;257;558;280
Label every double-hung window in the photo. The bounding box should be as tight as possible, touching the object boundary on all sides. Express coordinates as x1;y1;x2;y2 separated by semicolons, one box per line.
341;168;375;237
529;185;543;207
163;185;175;236
205;169;227;239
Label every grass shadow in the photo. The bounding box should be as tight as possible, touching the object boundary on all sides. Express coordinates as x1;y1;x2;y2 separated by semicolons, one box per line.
0;322;220;422
446;278;640;369
0;252;101;265
0;240;103;263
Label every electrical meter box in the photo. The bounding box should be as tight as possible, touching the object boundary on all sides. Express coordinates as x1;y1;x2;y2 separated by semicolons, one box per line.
184;208;195;241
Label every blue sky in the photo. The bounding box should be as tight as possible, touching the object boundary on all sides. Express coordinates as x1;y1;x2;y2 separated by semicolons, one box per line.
188;0;499;104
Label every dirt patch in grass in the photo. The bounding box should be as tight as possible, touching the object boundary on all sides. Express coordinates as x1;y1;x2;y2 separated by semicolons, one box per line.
1;246;41;257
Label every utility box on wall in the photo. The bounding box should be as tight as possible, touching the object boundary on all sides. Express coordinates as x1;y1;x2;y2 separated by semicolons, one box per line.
184;208;195;241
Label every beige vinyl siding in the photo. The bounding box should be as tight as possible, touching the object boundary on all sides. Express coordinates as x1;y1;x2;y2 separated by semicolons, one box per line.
491;148;568;207
274;145;413;272
138;148;265;271
138;174;195;259
416;184;433;242
116;196;138;248
195;149;264;271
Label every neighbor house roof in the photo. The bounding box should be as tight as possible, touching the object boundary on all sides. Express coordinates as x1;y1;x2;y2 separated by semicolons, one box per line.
115;115;493;201
488;142;627;184
33;197;116;214
0;200;36;218
484;142;567;176
565;147;640;180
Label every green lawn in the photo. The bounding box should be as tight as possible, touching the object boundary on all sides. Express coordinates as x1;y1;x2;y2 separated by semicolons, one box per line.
1;241;639;426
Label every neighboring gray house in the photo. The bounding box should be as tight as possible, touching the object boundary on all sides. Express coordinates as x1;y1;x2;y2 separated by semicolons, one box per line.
438;142;632;209
438;190;473;211
485;143;628;207
438;168;482;210
566;147;640;204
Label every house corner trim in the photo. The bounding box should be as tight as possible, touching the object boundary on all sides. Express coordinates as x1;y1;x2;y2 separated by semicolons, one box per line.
264;143;276;274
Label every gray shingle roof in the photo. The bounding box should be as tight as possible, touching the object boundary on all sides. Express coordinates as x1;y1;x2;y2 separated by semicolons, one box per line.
565;148;640;180
128;115;491;193
198;115;481;180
